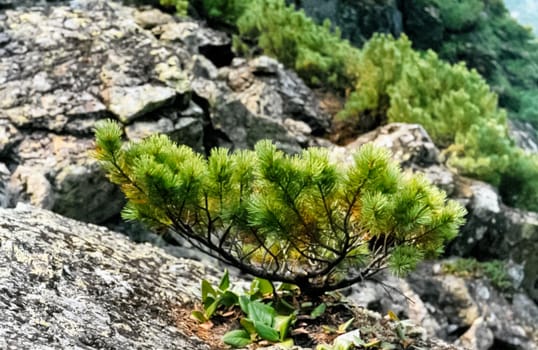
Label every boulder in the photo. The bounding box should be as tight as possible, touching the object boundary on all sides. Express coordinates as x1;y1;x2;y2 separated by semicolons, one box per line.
1;1;329;224
508;119;538;153
348;261;538;350
0;203;214;349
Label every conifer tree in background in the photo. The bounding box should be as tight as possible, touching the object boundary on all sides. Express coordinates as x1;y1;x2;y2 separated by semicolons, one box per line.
94;120;465;296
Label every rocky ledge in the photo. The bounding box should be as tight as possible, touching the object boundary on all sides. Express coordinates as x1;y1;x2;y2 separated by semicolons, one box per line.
0;0;329;224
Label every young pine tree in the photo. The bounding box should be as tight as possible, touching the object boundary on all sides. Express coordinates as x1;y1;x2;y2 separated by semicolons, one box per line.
94;120;466;296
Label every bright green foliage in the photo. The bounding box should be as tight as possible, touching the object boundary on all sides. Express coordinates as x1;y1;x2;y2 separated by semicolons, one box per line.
159;0;188;16
235;0;360;89
442;258;514;292
94;120;465;295
194;272;296;348
191;269;238;322
418;0;538;126
339;34;514;185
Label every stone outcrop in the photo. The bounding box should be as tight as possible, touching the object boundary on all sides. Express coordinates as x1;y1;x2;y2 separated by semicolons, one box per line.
0;0;330;224
348;261;538;350
508;119;538;153
0;204;215;349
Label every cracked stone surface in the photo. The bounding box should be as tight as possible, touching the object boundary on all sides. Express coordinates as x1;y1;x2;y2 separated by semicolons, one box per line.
1;0;329;224
0;203;216;350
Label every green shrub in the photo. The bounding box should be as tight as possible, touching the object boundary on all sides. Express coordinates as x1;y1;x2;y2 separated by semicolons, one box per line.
339;34;514;185
94;120;465;296
500;152;538;212
192;0;250;26
235;0;360;89
419;0;538;126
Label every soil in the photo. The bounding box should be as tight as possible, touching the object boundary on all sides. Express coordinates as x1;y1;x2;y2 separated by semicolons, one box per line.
171;295;430;350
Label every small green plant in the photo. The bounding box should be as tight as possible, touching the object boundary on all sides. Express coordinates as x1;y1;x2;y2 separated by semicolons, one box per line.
192;271;297;348
442;258;514;292
224;298;295;347
94;120;466;296
191;269;238;322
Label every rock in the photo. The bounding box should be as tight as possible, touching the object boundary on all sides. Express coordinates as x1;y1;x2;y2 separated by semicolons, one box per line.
1;1;330;224
0;162;11;207
0;119;21;156
103;84;178;123
0;204;214;350
451;186;538;302
455;317;494;350
156;20;234;67
134;8;174;29
0;2;189;133
508;119;538;153
8;133;124;223
329;123;440;167
409;262;538;350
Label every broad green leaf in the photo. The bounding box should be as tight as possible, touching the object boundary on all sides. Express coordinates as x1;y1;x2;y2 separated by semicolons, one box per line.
247;300;275;325
191;310;208;323
253;320;280;342
239;295;250;314
204;298;220;318
219;269;230;291
222;329;252;348
310;303;326;319
255;278;274;296
203;296;215;310
220;290;239;307
201;279;216;302
240;318;256;335
278;283;299;292
274;314;294;341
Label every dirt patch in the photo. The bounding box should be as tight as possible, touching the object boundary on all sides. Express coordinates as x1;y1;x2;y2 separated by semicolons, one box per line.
171;297;431;349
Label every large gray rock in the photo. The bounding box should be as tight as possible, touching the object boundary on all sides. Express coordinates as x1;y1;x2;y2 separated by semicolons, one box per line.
508;119;538;153
0;203;215;350
1;1;329;224
348;261;538;350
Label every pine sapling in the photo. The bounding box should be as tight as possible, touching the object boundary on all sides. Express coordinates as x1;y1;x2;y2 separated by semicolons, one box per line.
94;119;466;296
